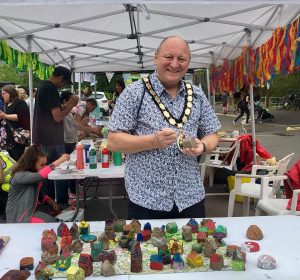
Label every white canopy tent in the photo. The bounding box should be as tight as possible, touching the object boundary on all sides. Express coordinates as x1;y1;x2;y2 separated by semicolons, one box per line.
0;2;298;72
0;1;299;161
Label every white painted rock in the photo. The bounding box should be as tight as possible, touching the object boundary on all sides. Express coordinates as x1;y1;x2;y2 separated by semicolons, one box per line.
257;254;276;270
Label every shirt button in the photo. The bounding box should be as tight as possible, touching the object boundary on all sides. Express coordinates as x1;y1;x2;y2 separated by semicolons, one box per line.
176;152;179;156
175;170;177;174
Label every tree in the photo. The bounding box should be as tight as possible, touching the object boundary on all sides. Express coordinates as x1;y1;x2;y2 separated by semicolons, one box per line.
0;62;43;89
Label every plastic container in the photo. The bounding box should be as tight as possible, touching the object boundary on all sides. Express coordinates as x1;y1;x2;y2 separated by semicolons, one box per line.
89;143;97;169
101;147;109;168
76;143;84;170
113;151;122;166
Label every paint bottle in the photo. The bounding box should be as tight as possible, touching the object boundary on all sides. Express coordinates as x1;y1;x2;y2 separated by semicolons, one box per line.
76;143;84;170
113;151;122;166
101;147;109;168
89;143;97;169
84;144;90;163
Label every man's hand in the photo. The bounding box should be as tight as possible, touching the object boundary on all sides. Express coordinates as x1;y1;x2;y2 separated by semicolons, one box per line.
152;128;177;149
181;138;206;156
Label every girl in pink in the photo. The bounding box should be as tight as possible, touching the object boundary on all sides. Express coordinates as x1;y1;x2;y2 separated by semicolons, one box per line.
6;146;70;223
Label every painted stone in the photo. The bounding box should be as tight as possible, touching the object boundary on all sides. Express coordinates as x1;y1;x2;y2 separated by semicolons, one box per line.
182;225;193;242
209;253;224;270
130;242;143;273
257;255;276;270
246;225;263;240
101;260;116;277
187;251;203;268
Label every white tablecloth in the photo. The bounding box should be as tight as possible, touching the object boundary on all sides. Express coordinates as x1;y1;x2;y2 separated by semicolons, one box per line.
0;216;299;280
48;164;125;180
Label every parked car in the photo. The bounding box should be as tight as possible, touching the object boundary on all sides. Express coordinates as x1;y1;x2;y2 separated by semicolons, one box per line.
92;91;109;112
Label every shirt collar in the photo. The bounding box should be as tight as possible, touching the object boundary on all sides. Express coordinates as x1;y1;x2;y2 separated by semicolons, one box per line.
150;71;186;98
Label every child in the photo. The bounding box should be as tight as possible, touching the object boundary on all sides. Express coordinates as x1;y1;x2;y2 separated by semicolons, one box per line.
6;146;70;223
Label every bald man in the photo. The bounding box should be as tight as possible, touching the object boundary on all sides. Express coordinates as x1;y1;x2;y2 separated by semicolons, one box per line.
108;36;221;219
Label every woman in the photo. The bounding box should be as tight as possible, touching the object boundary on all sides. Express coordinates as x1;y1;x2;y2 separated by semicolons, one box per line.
0;85;30;160
109;79;125;112
233;90;250;125
6;146;69;223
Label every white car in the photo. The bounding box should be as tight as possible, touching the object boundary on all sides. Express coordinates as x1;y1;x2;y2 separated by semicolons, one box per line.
92;91;109;112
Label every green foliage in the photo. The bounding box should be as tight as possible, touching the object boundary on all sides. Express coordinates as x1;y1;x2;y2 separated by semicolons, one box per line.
0;62;43;88
261;71;300;97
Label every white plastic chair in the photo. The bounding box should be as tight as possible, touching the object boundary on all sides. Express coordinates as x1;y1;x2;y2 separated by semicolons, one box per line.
227;153;294;217
200;140;241;187
255;175;300;216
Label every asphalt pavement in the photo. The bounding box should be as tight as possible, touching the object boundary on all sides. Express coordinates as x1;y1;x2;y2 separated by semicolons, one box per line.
216;105;300;167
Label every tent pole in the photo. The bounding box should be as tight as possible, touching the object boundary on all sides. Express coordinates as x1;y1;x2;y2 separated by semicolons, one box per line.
70;55;75;92
78;73;82;98
209;51;216;110
249;84;256;164
246;29;256;164
27;35;34;145
206;68;211;104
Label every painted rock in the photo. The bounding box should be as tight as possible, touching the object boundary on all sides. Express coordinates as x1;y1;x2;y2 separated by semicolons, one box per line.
257;255;276;270
187;251;203;268
246;225;263;240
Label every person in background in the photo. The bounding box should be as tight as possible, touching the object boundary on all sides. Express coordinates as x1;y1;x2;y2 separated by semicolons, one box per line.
233;89;250;125
33;66;79;205
60;90;78;208
109;79;125;112
81;87;92;101
73;98;102;140
0;152;16;219
232;89;241;113
221;91;229;114
6;146;70;223
0;85;30;160
23;87;37;109
17;86;28;101
108;36;220;219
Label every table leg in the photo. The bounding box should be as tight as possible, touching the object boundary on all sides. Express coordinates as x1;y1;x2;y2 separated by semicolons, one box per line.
70;179;80;222
109;182;117;218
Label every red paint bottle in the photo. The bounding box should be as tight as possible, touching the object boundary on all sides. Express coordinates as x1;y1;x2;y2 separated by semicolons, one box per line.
101;147;109;168
76;143;84;170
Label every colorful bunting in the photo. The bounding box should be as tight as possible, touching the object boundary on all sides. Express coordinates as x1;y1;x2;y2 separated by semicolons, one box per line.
0;39;54;80
210;16;300;93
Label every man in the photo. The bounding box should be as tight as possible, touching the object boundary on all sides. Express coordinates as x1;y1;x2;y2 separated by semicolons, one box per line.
33;66;79;203
72;98;102;140
108;36;221;219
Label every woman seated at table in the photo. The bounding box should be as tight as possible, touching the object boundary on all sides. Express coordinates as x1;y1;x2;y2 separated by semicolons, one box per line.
6;146;70;223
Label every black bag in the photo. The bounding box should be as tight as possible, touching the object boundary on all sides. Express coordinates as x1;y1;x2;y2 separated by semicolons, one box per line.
6;121;31;146
0;119;8;149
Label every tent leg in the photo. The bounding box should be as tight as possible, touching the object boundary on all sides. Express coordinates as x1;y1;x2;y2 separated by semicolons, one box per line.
249;83;256;164
27;35;34;145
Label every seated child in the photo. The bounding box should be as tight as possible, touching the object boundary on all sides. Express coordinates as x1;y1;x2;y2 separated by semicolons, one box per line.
6;146;70;223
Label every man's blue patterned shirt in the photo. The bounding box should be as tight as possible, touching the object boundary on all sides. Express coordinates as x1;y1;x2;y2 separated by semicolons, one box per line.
108;72;221;211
